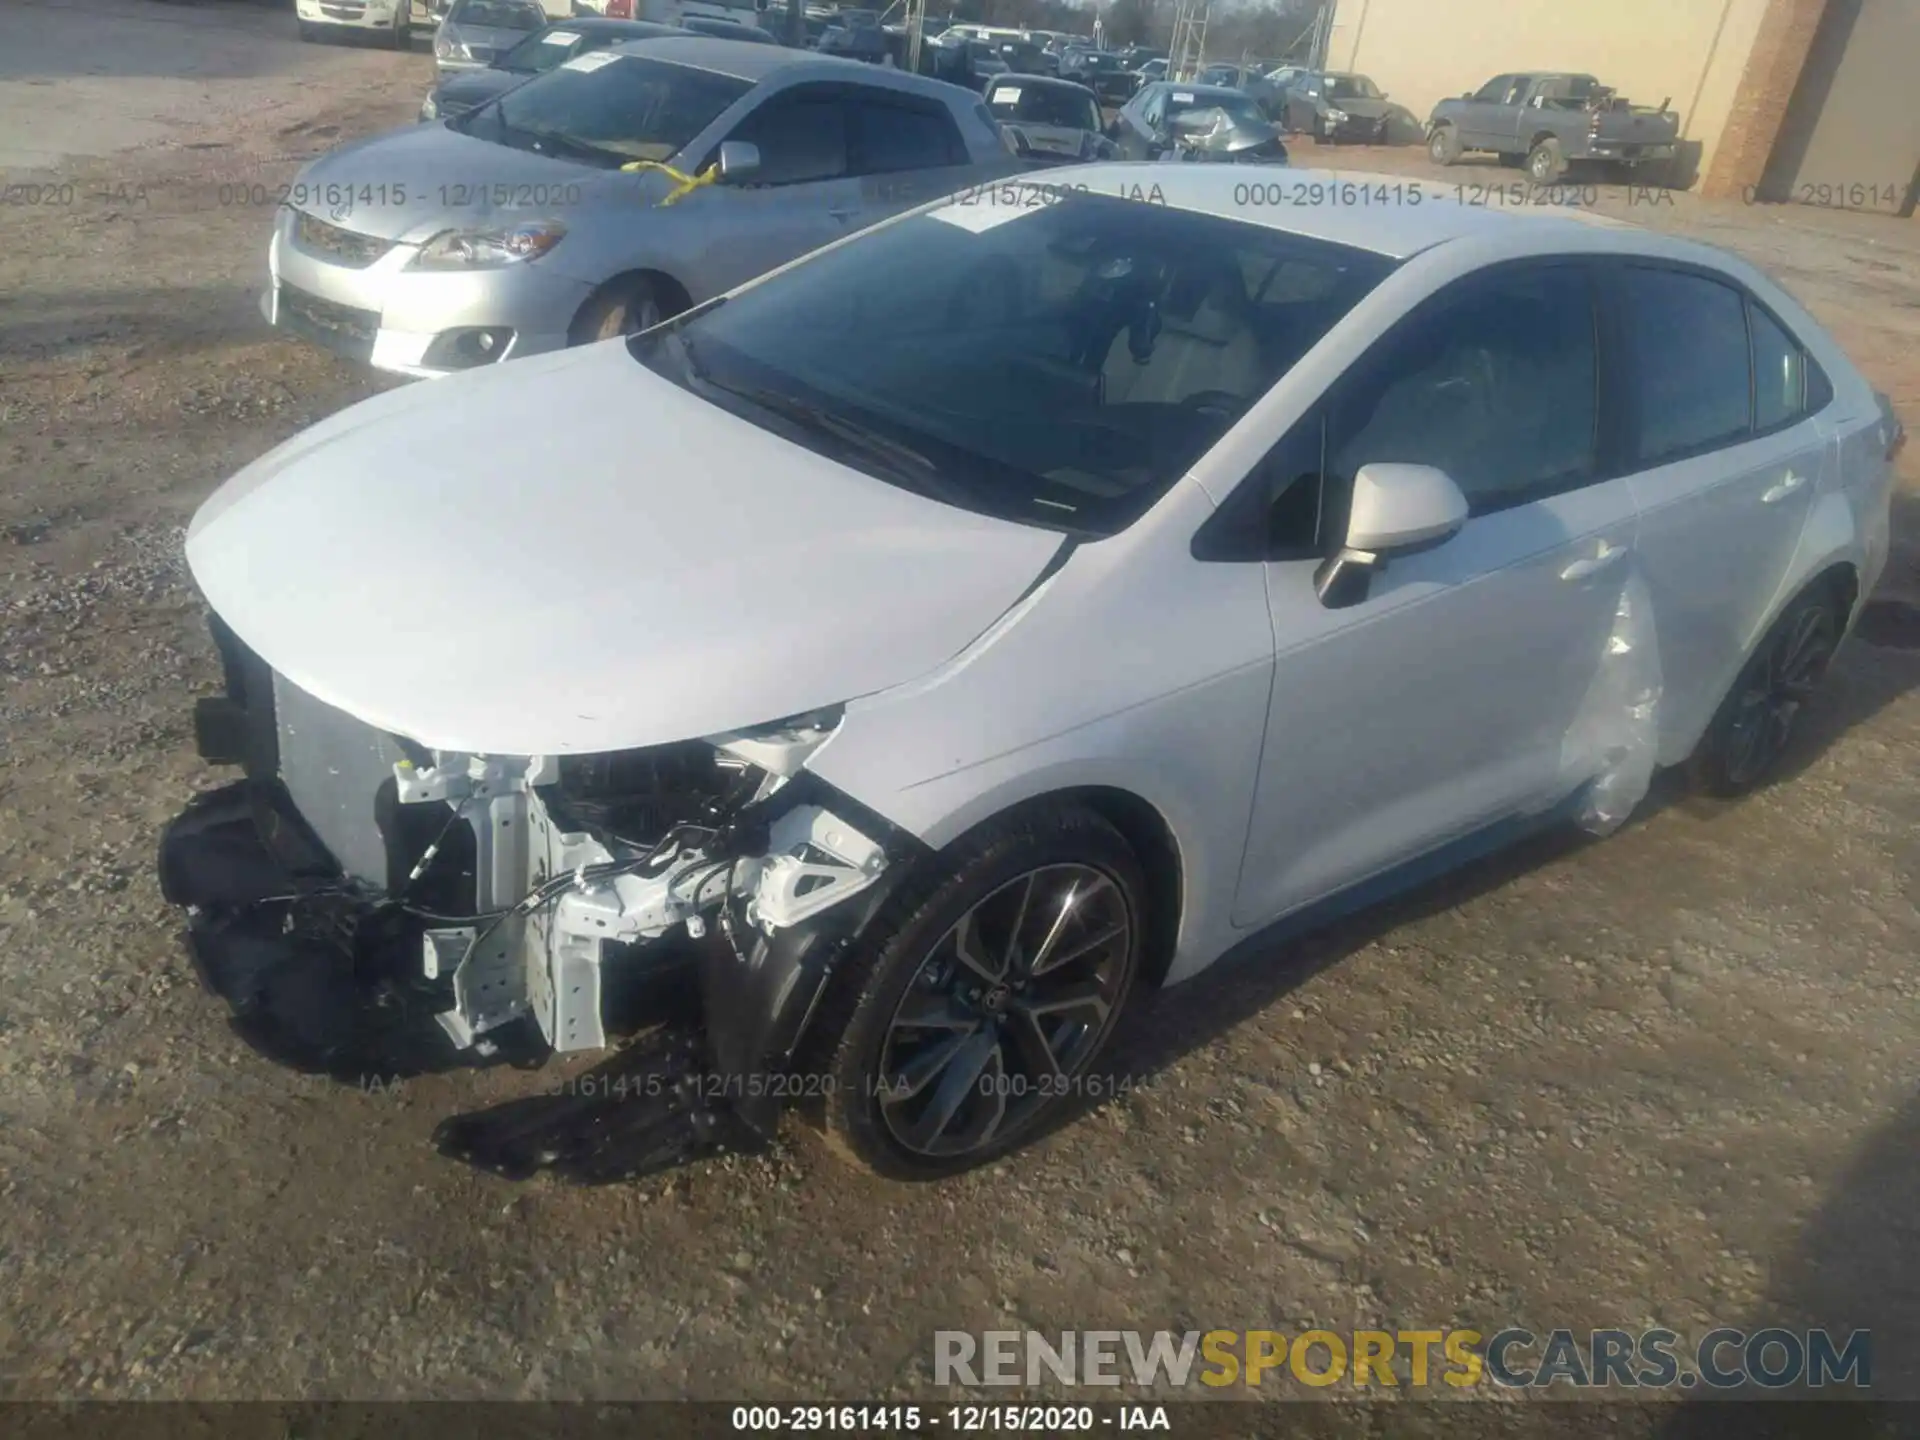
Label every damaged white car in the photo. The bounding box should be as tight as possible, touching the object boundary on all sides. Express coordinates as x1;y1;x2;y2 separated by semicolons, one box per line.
161;166;1900;1183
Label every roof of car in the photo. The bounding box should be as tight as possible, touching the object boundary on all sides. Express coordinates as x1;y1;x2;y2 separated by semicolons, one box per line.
610;35;885;82
1011;164;1669;260
555;16;686;35
989;73;1097;94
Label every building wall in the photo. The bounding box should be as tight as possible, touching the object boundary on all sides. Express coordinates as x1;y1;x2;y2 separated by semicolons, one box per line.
1324;0;1773;183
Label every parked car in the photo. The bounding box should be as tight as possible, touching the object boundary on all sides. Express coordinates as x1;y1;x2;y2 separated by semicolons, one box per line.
262;39;1020;377
296;0;433;46
985;75;1114;164
1428;72;1680;182
1195;62;1285;120
432;0;549;74
1276;69;1394;143
165;165;1897;1183
1130;57;1167;89
418;17;690;122
1059;49;1136;106
817;10;889;62
1110;82;1288;163
679;14;778;43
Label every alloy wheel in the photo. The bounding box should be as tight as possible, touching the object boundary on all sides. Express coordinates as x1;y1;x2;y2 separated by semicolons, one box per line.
1721;601;1837;787
877;864;1132;1159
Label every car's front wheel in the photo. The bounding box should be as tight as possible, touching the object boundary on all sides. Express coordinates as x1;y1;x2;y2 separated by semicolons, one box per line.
1687;583;1846;797
571;275;675;342
1427;123;1461;166
816;802;1146;1181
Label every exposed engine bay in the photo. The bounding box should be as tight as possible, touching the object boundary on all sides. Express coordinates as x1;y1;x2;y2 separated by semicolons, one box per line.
158;616;919;1182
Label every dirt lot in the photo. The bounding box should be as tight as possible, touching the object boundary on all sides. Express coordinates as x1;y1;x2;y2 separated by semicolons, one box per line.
2;0;1918;1409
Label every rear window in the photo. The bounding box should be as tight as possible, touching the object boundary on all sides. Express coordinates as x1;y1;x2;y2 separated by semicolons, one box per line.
987;84;1099;133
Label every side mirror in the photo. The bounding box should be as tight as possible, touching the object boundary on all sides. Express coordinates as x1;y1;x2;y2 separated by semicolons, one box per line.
715;140;761;183
1313;463;1468;609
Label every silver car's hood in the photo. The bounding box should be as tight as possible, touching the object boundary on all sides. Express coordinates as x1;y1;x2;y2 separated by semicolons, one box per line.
1003;122;1094;159
185;343;1063;756
291;123;661;242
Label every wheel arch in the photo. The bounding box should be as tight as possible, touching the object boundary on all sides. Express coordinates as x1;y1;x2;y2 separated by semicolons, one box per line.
1528;129;1559;151
565;267;693;344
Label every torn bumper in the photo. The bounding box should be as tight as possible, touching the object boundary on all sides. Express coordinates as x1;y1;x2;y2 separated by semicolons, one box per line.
158;624;923;1181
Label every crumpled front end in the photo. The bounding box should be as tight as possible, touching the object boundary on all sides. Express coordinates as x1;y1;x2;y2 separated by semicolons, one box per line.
160;615;922;1182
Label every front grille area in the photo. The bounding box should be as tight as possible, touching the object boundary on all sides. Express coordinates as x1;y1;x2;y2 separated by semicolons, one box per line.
276;282;379;362
294;211;394;269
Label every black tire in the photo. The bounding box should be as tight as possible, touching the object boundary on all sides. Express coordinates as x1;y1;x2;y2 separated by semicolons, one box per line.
1427;123;1461;166
1527;135;1566;183
570;275;674;343
815;802;1146;1181
1686;584;1845;798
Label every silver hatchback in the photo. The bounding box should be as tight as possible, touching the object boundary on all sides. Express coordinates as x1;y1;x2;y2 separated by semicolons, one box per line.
264;39;1018;377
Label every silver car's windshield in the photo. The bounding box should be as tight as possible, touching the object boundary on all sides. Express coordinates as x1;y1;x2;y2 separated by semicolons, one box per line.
496;24;676;73
465;53;753;166
634;194;1395;536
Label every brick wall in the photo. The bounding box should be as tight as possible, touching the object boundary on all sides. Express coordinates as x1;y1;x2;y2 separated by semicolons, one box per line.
1701;0;1830;198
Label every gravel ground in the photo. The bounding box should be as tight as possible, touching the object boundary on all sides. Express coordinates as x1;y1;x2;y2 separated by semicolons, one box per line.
2;0;1918;1409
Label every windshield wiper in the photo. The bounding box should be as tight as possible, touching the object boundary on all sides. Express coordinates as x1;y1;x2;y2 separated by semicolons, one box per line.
503;123;627;167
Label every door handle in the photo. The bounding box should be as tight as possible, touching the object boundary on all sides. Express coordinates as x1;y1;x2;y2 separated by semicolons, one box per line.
1559;541;1627;582
1761;471;1808;504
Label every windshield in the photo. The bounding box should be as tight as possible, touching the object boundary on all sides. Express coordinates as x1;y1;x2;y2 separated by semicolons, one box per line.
497;25;660;72
1082;53;1125;70
448;0;545;29
633;192;1394;536
1326;76;1381;100
470;53;753;166
987;84;1099;132
1168;90;1266;126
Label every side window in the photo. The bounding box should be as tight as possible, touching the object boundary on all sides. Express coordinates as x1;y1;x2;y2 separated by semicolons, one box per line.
849;95;965;173
1749;302;1808;432
1325;264;1599;514
1620;266;1752;465
1472;74;1512;103
726;88;849;185
1142;91;1166;130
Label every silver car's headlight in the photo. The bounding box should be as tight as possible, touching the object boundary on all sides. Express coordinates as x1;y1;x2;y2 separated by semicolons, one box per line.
434;27;470;59
412;221;568;269
419;93;440;121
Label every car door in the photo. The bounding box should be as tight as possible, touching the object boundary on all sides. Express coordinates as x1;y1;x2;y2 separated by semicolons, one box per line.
688;82;860;289
1287;72;1323;133
1453;73;1512;148
1228;260;1641;928
1605;262;1829;762
843;87;981;224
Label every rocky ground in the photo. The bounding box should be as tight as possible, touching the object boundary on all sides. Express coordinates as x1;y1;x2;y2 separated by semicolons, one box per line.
1;0;1917;1411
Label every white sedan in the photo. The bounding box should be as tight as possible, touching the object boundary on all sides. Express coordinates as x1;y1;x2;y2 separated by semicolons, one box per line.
163;167;1900;1183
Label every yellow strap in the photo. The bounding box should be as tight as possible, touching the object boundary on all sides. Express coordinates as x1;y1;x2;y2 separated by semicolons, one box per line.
619;159;722;207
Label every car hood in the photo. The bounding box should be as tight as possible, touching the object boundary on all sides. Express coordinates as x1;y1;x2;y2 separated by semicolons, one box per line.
293;121;656;241
445;22;537;58
430;66;527;111
1323;97;1391;118
184;343;1064;756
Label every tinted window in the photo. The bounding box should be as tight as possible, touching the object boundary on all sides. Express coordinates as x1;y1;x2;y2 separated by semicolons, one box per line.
1329;264;1598;512
1750;303;1808;431
635;192;1395;536
987;83;1099;132
729;93;848;184
1472;75;1513;103
478;55;753;165
1622;267;1752;464
851;97;963;173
